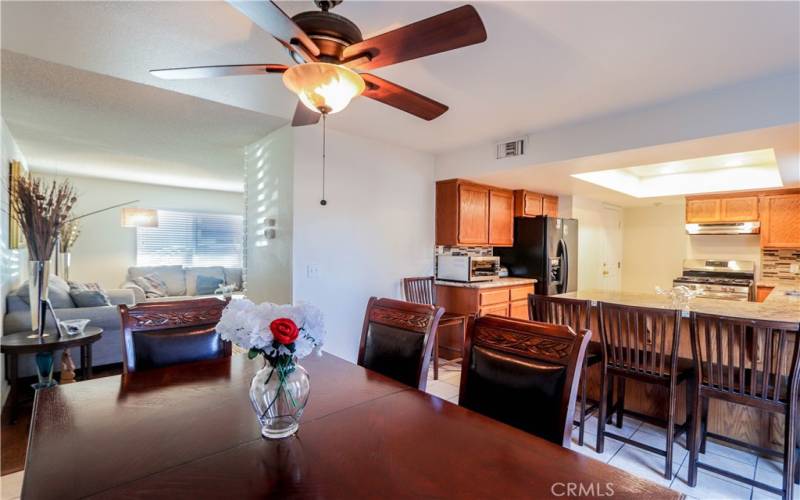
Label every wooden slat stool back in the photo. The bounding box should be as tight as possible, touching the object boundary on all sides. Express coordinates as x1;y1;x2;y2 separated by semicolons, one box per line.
403;276;469;380
529;294;599;446
688;313;800;499
596;302;694;479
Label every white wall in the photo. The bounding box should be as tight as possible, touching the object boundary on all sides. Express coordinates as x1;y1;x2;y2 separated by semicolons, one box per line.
36;174;243;289
622;202;761;291
244;126;293;304
1;118;28;405
291;126;435;361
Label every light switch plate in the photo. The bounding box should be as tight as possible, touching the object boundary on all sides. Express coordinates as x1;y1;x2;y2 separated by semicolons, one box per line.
306;265;320;279
790;262;800;274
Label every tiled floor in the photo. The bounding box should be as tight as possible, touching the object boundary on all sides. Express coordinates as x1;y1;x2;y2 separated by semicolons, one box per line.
424;358;798;500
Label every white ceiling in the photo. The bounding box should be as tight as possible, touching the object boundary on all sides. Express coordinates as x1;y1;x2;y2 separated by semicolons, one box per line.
2;0;798;156
1;50;282;191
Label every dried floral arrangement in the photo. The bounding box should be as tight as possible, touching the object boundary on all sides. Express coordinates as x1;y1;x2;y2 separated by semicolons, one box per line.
9;177;77;261
59;220;81;252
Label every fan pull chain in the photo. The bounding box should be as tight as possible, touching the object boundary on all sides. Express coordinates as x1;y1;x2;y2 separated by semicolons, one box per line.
320;113;327;206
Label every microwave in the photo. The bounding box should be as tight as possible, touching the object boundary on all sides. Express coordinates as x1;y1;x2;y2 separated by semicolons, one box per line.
436;255;500;282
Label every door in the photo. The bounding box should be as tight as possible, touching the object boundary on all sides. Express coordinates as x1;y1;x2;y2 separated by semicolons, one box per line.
721;196;758;221
561;218;579;293
686;199;721;222
542;196;559;217
761;194;800;248
457;184;489;245
509;301;528;319
523;192;543;216
599;207;622;291
488;189;514;246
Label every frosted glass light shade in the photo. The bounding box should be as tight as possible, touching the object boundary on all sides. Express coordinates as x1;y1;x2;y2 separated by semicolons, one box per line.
121;208;159;228
283;62;365;114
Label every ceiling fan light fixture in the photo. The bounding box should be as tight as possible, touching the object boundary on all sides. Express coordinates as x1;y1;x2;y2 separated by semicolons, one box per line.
283;62;365;115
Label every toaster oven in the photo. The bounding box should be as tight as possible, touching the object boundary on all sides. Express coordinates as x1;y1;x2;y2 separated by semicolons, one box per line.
436;255;500;282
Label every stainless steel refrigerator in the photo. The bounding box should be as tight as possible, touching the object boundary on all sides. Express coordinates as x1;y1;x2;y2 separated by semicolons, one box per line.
494;216;578;295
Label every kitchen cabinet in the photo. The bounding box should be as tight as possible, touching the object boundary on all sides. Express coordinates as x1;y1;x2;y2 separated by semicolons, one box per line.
685;195;759;223
756;285;775;303
760;193;800;248
436;179;514;247
514;190;559;218
434;280;535;358
488;189;514;246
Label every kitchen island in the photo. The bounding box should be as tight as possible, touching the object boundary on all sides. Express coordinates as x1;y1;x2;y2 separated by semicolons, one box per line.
434;277;536;358
554;287;800;452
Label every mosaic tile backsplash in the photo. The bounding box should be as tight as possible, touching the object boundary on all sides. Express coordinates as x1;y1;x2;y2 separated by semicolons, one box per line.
761;248;800;285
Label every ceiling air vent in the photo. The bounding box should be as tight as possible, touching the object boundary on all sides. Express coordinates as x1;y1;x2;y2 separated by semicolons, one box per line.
496;137;526;159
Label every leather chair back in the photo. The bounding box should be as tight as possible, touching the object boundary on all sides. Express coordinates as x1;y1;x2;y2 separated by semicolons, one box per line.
120;297;231;373
459;315;591;447
358;297;445;390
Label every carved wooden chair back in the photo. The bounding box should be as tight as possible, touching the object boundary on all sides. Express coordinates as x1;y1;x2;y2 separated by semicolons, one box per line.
402;276;436;305
598;302;682;380
690;313;800;404
120;297;231;374
357;297;445;390
529;294;592;332
459;315;591;447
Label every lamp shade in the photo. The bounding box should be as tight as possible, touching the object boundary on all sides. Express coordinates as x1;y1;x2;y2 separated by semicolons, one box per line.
283;62;365;114
121;208;158;228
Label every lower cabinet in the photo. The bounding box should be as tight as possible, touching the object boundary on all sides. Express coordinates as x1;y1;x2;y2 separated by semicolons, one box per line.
434;282;535;359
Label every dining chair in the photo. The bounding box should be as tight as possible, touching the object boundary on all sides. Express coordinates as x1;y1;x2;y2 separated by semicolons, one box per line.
688;313;800;499
358;297;445;391
529;294;599;446
596;302;694;479
458;314;591;447
402;276;468;380
119;297;231;373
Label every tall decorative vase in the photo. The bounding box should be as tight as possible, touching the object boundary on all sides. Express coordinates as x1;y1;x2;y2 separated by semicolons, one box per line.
33;352;56;389
28;260;50;338
249;359;310;439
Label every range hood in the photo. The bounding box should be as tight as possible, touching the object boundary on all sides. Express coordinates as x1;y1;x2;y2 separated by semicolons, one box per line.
685;221;760;235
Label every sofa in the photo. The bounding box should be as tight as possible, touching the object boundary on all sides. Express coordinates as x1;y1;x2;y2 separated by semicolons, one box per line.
121;265;242;302
3;275;136;378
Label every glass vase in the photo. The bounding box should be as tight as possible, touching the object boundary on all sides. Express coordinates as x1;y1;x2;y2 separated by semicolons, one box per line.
28;260;50;338
33;352;57;389
249;358;310;439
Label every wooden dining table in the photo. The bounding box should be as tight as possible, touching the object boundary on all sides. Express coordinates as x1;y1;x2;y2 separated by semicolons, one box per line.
22;353;681;499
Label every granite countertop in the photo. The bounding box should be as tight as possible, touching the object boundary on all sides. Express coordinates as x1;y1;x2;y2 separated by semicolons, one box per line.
555;288;800;323
434;277;537;289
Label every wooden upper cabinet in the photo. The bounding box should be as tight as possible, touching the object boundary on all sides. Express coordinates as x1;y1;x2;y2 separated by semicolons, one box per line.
514;190;543;217
436;179;513;247
760;193;800;248
721;197;759;221
686;198;721;223
542;195;559;217
686;195;759;223
489;189;514;246
457;184;490;245
514;190;558;218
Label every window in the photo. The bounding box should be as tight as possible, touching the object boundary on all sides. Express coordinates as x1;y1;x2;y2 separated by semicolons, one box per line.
137;210;243;268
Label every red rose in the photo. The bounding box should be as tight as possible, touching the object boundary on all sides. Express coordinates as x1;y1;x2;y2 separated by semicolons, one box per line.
270;318;299;345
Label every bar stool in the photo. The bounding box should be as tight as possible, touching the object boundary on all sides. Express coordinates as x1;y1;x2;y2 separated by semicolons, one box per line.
403;276;468;380
529;294;599;446
596;302;695;479
688;312;800;499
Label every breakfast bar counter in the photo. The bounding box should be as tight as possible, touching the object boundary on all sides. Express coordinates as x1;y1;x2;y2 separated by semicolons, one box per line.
553;288;800;452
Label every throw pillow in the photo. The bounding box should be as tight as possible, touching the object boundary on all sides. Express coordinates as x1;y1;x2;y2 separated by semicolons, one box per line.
196;275;224;295
16;280;76;309
70;290;111;307
133;273;168;299
68;281;103;292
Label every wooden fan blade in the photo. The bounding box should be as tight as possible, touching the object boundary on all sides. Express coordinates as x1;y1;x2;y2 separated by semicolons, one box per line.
341;5;486;70
361;74;448;121
150;64;288;80
292;101;321;127
227;0;320;57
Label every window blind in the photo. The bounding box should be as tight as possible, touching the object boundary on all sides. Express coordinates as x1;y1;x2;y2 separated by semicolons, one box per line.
137;210;243;268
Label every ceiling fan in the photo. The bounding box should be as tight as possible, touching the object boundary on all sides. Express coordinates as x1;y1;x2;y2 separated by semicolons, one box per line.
150;0;487;126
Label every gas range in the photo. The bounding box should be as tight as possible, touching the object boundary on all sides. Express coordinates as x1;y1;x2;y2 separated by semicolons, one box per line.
672;259;756;302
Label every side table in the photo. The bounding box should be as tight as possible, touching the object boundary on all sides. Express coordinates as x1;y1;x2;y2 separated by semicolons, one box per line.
1;327;103;424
